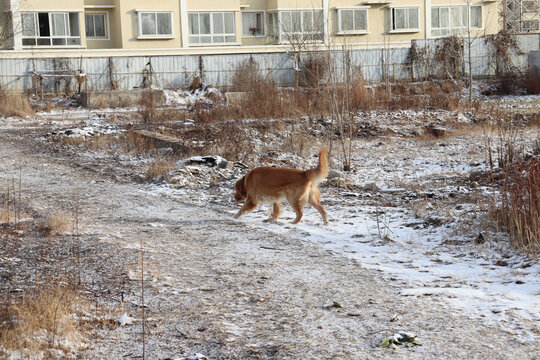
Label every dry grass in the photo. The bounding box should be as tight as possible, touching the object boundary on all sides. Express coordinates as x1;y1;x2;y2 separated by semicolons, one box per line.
0;91;34;118
495;159;540;255
0;284;86;358
145;158;177;180
60;136;86;146
39;211;72;237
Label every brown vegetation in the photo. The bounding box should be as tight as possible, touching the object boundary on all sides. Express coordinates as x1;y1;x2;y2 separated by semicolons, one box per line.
39;211;72;237
0;284;86;358
496;159;540;255
146;158;177;180
0;91;34;118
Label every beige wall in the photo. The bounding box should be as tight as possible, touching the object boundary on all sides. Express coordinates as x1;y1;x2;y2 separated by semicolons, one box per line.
8;0;502;50
85;8;117;48
116;0;181;49
267;0;324;10
187;0;240;10
20;0;85;11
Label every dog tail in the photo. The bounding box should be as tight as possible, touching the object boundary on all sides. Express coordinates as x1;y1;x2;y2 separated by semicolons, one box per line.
306;147;329;184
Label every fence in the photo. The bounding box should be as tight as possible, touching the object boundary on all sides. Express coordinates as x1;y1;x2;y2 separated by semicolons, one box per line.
0;34;538;93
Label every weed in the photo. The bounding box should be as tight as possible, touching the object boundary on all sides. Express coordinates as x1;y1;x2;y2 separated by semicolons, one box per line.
0;284;86;357
145;159;176;181
0;90;34;118
496;159;540;255
39;211;72;237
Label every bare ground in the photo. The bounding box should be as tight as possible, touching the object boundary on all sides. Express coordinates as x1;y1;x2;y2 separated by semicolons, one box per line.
0;124;538;360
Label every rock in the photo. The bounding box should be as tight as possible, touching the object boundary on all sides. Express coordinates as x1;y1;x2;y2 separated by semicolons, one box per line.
325;177;348;188
186;155;226;168
476;232;486;244
218;160;234;170
362;182;380;192
118;313;135;326
327;170;345;179
206;88;222;102
424;126;448;137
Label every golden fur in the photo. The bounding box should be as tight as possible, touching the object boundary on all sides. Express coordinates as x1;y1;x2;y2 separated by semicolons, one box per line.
234;148;329;224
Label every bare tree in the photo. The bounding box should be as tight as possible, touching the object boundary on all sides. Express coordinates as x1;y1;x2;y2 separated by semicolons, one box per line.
271;6;325;87
0;0;22;50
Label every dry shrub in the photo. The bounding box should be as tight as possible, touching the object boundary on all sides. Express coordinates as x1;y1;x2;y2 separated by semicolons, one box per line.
350;77;374;110
145;159;176;180
138;90;156;123
300;55;329;88
39;211;72;237
122;130;155;156
60;136;86;146
215;122;254;162
428;91;459;111
0;91;34;118
433;36;463;79
526;70;540;95
495;159;540;255
0;285;86;357
228;58;285;119
486;31;523;76
230;57;265;93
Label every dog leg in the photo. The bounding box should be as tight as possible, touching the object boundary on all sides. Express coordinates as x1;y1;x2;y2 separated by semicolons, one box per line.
309;187;328;225
234;199;257;219
270;202;282;221
289;200;304;224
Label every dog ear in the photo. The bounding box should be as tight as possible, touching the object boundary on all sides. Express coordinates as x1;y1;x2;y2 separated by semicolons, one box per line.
235;176;247;200
238;176;247;197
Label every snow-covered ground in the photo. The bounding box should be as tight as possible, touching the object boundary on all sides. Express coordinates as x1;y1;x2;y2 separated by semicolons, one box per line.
29;101;540;341
144;127;539;344
1;86;539;358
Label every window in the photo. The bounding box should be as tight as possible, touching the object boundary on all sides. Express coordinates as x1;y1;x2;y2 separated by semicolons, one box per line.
268;12;278;40
137;11;173;37
242;12;263;36
271;10;323;42
431;5;482;36
85;13;107;38
188;12;236;44
337;8;368;34
470;6;482;28
522;19;540;32
390;7;419;32
21;12;80;46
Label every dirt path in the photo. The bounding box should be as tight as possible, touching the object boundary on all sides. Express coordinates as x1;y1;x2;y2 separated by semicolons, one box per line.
1;126;538;359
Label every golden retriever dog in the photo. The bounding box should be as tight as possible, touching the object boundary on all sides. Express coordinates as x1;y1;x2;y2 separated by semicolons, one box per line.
234;148;329;224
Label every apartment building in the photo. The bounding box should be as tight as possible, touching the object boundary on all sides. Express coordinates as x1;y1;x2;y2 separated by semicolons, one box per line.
0;0;500;51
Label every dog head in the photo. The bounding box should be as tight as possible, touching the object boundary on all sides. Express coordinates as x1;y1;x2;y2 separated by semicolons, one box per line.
234;176;247;201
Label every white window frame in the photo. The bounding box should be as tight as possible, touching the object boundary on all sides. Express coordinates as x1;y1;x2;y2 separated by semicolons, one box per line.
431;5;483;37
188;11;237;45
270;9;324;43
21;11;81;47
389;6;420;33
136;10;174;39
242;11;265;37
268;12;279;40
85;12;109;40
336;7;369;35
469;5;483;29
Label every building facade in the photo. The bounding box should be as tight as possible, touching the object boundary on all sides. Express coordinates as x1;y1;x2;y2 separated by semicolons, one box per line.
0;0;501;51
